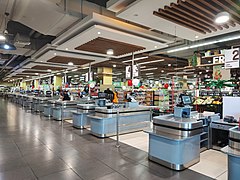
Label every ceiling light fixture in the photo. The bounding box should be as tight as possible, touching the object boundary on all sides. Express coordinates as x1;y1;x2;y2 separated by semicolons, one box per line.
141;67;158;71
71;69;78;72
161;70;164;73
215;12;230;24
113;64;116;67
138;59;164;65
168;64;171;67
106;49;114;55
0;34;6;41
167;35;240;53
47;69;51;72
123;56;148;63
97;32;101;35
140;66;146;69
3;44;9;49
146;73;154;75
35;73;39;75
68;62;74;66
65;48;68;50
195;35;199;39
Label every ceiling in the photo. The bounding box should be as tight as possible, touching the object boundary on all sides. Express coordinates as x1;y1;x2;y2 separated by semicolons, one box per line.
1;0;240;83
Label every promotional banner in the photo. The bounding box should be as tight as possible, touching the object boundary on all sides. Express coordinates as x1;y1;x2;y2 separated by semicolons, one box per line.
126;66;131;79
224;48;240;69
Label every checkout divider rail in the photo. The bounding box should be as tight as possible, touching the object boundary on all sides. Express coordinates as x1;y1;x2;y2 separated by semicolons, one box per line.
116;109;120;148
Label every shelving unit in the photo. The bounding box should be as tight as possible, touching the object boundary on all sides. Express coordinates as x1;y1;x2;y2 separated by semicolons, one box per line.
153;90;169;111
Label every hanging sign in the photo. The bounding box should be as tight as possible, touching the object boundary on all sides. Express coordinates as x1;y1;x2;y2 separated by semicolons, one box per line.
132;65;139;77
224;48;240;69
125;66;131;79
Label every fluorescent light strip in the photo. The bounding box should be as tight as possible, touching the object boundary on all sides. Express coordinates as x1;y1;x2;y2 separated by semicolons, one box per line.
141;67;158;71
140;66;146;69
146;73;154;75
72;69;78;72
138;59;164;65
123;56;148;63
167;35;240;53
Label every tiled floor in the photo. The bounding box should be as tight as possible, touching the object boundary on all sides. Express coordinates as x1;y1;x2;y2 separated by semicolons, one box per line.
0;98;215;180
111;130;228;180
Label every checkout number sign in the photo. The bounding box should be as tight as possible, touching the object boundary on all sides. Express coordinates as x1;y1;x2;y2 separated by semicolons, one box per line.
224;48;240;69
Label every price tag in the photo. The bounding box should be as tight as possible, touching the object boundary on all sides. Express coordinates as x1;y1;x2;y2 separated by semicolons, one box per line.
224;48;240;69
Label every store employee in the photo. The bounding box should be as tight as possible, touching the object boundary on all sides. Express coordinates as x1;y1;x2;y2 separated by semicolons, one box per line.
62;91;70;101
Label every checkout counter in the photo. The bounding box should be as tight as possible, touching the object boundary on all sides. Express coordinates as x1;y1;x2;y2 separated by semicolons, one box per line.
222;127;240;180
43;100;58;117
146;94;220;170
32;97;49;112
72;104;96;129
88;105;151;138
52;101;78;121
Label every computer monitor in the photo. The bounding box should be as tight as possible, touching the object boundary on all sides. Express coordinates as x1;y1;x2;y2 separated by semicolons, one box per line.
98;92;107;99
181;95;192;105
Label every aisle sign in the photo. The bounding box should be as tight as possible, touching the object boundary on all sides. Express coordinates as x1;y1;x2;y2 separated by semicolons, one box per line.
126;66;131;79
224;48;240;69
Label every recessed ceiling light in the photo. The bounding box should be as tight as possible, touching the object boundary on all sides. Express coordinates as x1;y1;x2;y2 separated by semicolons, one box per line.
0;34;6;41
35;73;39;75
57;72;61;75
40;61;43;62
97;32;101;35
195;35;199;39
199;72;202;74
47;69;51;72
106;49;114;55
154;46;158;49
168;64;171;67
146;73;154;75
26;76;29;78
71;69;78;72
3;44;10;49
113;64;116;67
68;62;74;66
54;53;57;56
65;48;68;50
206;70;209;72
161;70;164;73
208;60;211;63
215;12;230;24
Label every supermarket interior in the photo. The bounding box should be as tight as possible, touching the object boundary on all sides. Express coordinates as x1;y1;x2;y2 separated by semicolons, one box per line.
0;0;240;180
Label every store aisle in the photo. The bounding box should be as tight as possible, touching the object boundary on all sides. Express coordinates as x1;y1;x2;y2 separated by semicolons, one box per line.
0;98;214;180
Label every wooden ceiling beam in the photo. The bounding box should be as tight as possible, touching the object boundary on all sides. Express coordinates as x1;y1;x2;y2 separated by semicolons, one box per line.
153;11;206;34
170;3;223;30
185;0;216;17
160;9;211;33
212;0;240;24
178;1;230;29
199;0;236;27
224;0;240;11
163;6;217;32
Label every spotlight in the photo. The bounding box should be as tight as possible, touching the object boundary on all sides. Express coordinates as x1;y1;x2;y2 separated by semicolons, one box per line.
106;49;114;55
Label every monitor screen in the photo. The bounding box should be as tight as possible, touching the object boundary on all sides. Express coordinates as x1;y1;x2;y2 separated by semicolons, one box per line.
98;92;107;98
181;95;192;105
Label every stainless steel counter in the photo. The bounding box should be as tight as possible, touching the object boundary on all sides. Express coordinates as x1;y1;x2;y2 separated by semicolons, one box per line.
146;112;214;171
88;106;151;137
52;101;78;121
221;127;240;180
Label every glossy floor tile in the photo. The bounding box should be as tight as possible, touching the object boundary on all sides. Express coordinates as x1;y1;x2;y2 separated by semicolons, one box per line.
0;98;216;180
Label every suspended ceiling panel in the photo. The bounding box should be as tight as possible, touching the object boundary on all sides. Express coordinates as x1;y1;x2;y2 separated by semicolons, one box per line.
57;25;167;58
31;65;66;71
34;50;107;65
47;56;94;65
75;37;145;56
117;0;240;41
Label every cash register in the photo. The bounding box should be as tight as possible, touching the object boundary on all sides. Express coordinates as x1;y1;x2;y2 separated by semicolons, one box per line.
174;94;192;118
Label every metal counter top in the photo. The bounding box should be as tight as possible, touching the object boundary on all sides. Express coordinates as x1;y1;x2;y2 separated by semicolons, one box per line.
55;101;78;106
94;106;151;114
77;104;96;110
153;113;204;130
